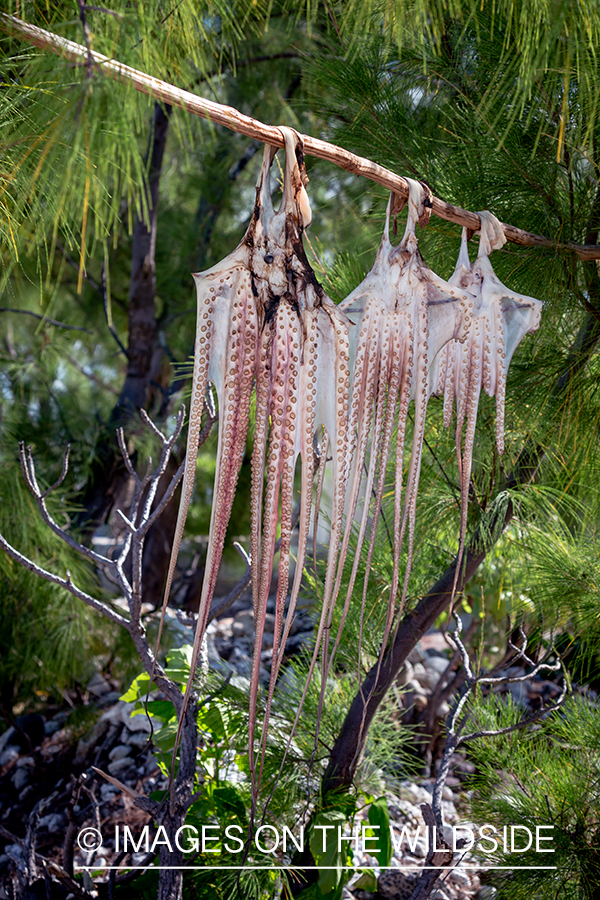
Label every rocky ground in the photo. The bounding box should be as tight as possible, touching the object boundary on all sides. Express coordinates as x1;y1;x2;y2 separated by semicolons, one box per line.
0;602;574;899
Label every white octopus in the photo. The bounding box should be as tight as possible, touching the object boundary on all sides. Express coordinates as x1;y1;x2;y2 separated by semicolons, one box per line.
325;180;474;671
158;128;350;803
430;211;543;600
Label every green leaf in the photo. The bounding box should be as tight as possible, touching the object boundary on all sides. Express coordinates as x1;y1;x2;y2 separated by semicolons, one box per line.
153;720;178;753
166;645;193;667
352;869;378;891
295;885;322;900
131;700;176;723
198;704;226;741
367;797;392;868
213;783;247;825
120;672;150;702
309;810;349;897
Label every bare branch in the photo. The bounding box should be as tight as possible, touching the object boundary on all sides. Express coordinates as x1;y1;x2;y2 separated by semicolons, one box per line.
40;445;71;499
207;541;252;622
0;824;93;899
18;443;112;567
116;427;140;484
139;406;168;443
138;461;184;537
460;698;565;743
4;13;600;260
0;532;128;627
0;307;92;333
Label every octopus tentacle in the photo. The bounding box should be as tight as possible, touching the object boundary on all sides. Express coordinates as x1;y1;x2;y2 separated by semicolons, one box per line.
245;128;351;805
152;291;214;675
250;302;301;793
430;214;543;614
326;302;384;666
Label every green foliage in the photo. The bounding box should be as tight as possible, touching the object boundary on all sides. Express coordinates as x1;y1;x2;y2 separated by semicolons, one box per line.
0;456;115;710
3;6;600;900
467;696;600;900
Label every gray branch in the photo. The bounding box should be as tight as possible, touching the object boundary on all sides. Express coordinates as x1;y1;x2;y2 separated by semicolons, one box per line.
408;612;567;900
0;534;129;628
2;409;198;708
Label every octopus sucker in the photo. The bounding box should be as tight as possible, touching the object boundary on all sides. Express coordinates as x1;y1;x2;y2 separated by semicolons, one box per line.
430;212;543;609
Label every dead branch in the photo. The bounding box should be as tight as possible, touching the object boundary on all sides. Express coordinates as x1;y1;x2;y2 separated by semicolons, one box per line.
0;824;94;899
0;307;92;333
407;613;566;900
0;409;199;708
3;13;600;261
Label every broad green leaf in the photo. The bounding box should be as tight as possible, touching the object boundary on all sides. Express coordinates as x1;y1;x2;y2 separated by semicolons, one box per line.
131;700;176;723
309;810;349;896
120;672;150;702
367;797;392;868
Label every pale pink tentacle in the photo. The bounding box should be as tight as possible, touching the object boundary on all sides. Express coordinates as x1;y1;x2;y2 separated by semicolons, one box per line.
249;304;300;794
152;290;214;674
326;304;382;666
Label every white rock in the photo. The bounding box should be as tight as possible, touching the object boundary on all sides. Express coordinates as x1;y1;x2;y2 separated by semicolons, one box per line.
100;783;119;801
39;813;65;834
121;706;151;733
44;721;62;736
399;780;432;805
508;682;528;707
476;887;498;899
396;661;414;686
405;679;428;697
0;746;19;767
11;768;29;790
107;757;134;776
108;744;132;762
0;728;15;755
412;662;428;684
448;867;470;886
233;610;254;637
124;728;150;749
87;673;111;696
424;654;451;675
100;701;128;726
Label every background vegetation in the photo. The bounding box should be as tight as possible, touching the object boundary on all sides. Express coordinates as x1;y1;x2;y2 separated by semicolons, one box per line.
1;2;599;898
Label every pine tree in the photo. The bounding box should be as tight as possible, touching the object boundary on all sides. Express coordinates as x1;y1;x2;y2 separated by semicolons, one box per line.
1;4;600;900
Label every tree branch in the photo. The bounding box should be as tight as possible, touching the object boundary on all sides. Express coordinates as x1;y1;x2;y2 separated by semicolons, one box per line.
0;306;92;333
3;13;600;260
0;533;128;628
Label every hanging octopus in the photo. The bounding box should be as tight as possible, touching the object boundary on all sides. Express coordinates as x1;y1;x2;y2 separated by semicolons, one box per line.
324;180;475;676
246;134;350;805
430;211;543;602
155;128;350;805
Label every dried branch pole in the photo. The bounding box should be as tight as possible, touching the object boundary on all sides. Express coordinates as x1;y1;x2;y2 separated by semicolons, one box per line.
3;12;600;261
407;614;566;900
0;405;217;900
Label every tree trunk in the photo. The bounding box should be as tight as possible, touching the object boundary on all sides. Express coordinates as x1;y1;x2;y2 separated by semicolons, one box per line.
77;101;171;533
115;102;171;421
156;696;198;900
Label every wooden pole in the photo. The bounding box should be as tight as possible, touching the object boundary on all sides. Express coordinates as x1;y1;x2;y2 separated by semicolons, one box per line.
3;13;600;261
